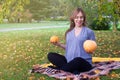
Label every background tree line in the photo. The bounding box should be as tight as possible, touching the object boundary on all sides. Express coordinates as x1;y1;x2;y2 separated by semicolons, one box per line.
0;0;120;30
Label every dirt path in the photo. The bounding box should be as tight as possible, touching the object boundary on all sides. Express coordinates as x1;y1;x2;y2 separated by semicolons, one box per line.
0;26;67;32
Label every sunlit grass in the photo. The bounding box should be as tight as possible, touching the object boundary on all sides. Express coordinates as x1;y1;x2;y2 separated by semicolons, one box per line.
0;28;120;80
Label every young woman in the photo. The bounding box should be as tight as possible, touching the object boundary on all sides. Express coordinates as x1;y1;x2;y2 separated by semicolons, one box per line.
47;7;96;74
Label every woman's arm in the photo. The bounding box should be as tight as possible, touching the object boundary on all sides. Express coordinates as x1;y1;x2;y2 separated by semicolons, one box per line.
89;30;96;41
52;42;66;50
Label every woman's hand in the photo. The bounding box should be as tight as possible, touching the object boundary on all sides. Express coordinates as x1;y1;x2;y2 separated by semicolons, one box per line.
51;42;61;46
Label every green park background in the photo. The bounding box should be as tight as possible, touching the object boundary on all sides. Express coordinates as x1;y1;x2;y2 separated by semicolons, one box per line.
0;0;120;80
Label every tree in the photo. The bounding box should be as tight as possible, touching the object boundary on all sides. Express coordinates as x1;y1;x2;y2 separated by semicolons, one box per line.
97;0;120;31
0;4;3;23
64;0;98;24
25;0;98;22
25;0;51;21
0;0;30;23
79;0;98;25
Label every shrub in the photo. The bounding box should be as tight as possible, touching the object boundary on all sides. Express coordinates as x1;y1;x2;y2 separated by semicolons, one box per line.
90;18;110;30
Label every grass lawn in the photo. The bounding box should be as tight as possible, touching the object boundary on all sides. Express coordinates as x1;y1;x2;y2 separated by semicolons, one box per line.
0;27;120;80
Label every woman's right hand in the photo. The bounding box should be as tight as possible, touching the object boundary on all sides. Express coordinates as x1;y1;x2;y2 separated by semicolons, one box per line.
51;42;61;46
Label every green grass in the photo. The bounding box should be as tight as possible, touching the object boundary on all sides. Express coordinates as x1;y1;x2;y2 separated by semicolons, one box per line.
0;28;120;80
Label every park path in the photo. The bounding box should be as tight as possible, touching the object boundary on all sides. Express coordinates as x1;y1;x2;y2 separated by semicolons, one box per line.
0;26;67;32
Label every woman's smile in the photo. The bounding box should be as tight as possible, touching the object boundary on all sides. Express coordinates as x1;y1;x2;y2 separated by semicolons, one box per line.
74;12;84;27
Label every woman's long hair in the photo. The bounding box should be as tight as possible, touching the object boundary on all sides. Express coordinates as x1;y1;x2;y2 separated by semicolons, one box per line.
65;8;87;37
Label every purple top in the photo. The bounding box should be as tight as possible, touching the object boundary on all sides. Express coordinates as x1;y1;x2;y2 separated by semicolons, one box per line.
65;27;96;64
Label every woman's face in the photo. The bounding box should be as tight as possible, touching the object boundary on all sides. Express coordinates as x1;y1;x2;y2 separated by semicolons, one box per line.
74;11;84;27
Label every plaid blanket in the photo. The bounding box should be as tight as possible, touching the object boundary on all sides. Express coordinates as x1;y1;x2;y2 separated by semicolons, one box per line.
30;61;120;80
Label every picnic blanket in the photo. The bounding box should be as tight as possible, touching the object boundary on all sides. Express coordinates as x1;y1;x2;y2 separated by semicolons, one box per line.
30;61;120;80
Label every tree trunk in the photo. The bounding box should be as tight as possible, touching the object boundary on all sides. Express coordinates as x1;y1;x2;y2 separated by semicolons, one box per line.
112;20;117;32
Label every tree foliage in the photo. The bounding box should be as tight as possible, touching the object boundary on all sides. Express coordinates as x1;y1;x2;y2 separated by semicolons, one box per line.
26;0;70;21
0;0;98;23
1;0;119;27
97;0;120;31
0;0;30;23
90;18;110;30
